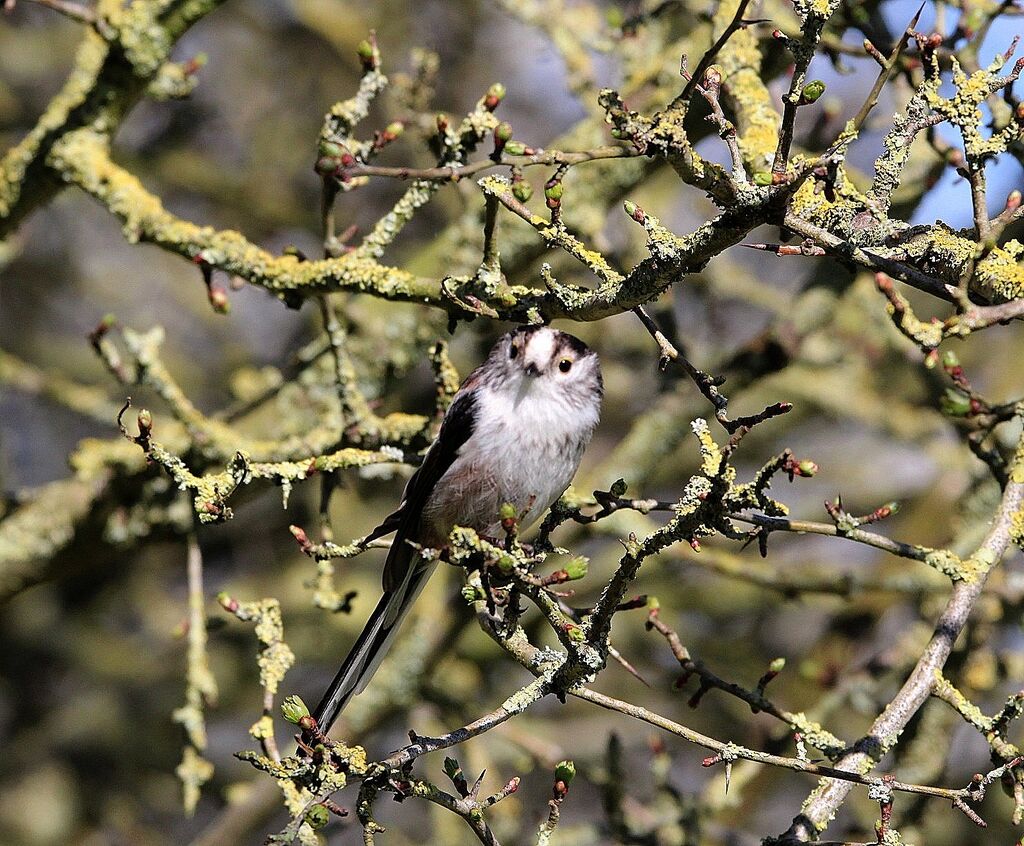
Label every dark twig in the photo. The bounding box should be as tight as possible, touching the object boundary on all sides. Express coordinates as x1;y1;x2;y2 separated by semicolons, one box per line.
673;0;754;107
841;5;923;146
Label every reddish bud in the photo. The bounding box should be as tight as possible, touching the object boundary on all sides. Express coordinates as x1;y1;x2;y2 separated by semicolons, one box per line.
314;156;340;177
623;200;645;223
484;82;506;111
217;592;239;613
208;286;230;314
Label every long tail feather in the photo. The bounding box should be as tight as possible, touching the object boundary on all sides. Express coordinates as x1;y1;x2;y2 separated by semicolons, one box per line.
311;557;436;735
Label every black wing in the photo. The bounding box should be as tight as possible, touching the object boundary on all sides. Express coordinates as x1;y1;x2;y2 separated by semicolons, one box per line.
377;387;478;591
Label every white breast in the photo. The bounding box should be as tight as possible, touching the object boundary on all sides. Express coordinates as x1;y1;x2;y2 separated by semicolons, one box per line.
420;380;598;545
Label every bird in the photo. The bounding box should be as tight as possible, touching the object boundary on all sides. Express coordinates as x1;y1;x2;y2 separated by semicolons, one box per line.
309;325;602;736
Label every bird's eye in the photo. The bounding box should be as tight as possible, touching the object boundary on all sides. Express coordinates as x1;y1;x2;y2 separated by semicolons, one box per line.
509;343;519;360
558;358;572;373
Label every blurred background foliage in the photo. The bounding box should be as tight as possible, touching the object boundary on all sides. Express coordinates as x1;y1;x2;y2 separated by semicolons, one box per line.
2;0;1024;844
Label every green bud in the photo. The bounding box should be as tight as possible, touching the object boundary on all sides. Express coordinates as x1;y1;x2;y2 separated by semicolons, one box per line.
499;502;517;521
494;122;513;143
504;140;526;156
461;584;485;603
942;350;960;369
609;478;628;497
318;140;343;158
610;127;624;139
769;657;786;673
753;171;773;186
384;121;404;138
136;408;153;431
281;695;310;724
646;595;660;612
797;460;818;477
801;80;826;103
940;387;972;417
554;760;576;784
314;155;340;176
443;757;461;780
356;40;376;67
566;624;584;642
544;181;563;201
305;804;330;830
487;82;506;100
564;556;588;580
512;179;532;202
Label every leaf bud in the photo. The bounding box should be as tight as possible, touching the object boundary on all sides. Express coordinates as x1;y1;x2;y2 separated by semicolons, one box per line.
484;82;506;110
305;804;330;830
554;760;576;785
801;80;826;103
564;556;588;580
356;39;378;71
281;695;310;725
511;178;532;201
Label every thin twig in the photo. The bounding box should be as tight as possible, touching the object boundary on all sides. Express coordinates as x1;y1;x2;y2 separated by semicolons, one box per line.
673;0;754;108
346;145;637;182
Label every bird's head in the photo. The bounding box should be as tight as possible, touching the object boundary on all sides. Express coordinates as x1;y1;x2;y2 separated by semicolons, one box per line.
487;325;602;408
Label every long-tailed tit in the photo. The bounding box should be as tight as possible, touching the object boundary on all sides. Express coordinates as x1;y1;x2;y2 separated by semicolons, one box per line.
310;325;602;735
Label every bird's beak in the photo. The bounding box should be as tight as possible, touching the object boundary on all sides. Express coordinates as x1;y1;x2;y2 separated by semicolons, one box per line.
524;361;541;377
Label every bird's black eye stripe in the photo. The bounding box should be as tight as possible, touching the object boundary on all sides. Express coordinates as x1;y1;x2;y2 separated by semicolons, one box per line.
509;343;519;359
559;358;572;373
